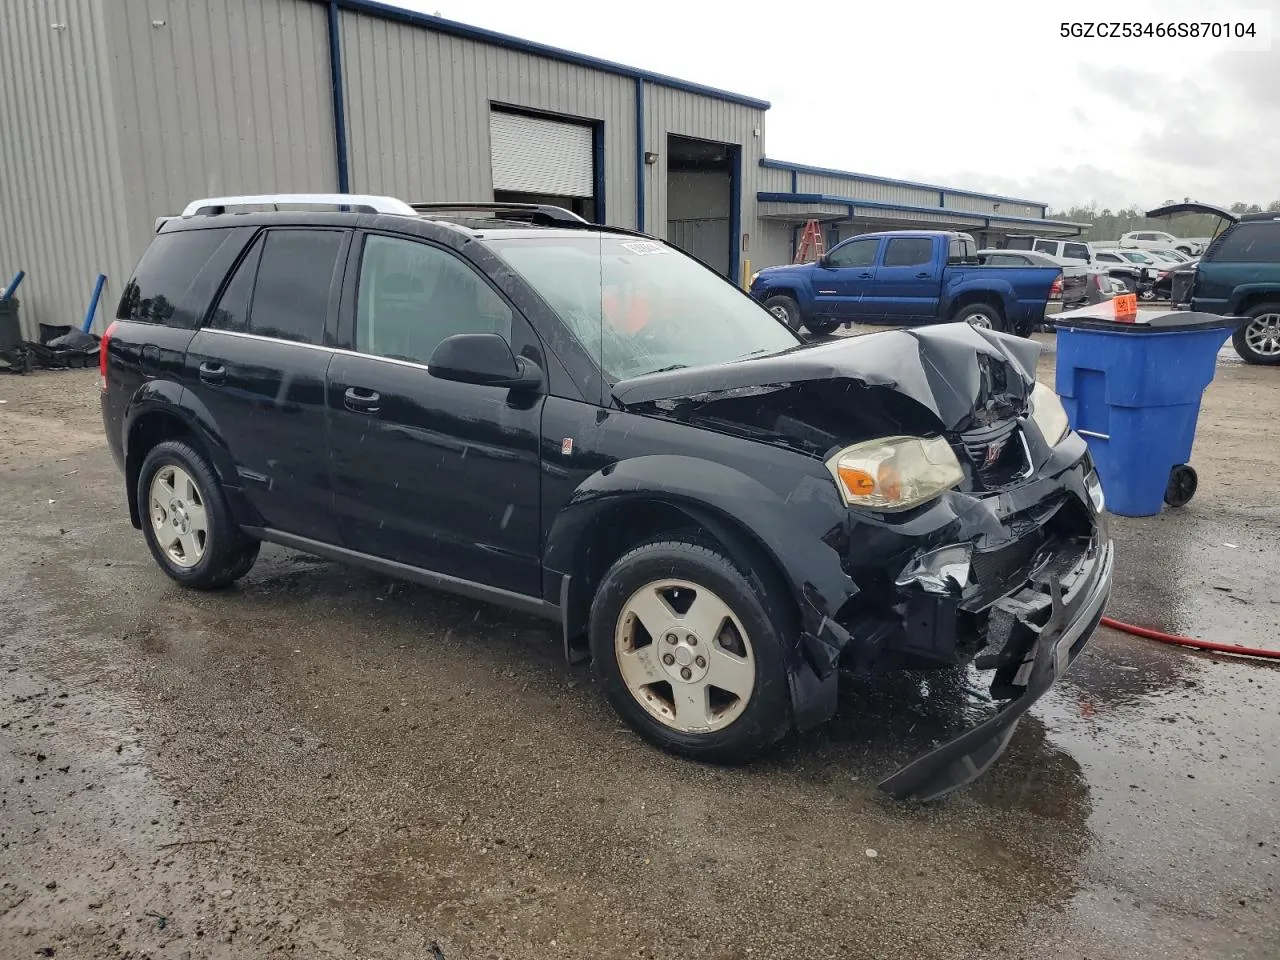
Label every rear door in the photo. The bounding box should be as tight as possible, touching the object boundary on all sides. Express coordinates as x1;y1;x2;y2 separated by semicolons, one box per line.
325;232;544;595
871;236;940;319
184;227;349;543
815;237;882;320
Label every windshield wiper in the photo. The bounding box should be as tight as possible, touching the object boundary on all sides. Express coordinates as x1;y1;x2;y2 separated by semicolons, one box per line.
645;363;688;374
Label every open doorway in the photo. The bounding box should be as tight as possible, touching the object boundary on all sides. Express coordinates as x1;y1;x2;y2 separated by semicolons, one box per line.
666;134;739;279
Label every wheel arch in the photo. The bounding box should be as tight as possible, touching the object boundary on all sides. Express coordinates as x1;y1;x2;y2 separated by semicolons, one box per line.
124;392;234;530
544;455;858;729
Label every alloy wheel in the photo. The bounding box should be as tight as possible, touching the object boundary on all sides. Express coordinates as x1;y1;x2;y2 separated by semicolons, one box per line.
613;579;756;733
149;465;209;568
1244;313;1280;358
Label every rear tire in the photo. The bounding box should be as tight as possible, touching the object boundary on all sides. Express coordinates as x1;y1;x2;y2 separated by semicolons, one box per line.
762;294;802;331
954;303;1006;333
1231;302;1280;366
588;537;793;764
137;440;260;590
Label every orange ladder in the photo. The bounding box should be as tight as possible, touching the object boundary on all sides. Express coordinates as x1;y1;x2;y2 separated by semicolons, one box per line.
794;219;826;264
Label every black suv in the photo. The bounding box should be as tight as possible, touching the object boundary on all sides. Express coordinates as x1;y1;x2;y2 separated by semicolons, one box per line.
102;195;1113;801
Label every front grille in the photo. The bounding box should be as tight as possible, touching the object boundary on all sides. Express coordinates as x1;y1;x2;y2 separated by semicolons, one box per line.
971;531;1046;600
959;420;1029;488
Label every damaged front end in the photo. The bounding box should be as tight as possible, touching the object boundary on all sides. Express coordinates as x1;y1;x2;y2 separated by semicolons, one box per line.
611;323;1114;800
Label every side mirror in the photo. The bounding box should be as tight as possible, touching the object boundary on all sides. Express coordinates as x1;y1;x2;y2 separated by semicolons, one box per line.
427;333;542;389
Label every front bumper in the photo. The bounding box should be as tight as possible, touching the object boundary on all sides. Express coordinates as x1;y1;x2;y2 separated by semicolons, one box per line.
878;531;1114;802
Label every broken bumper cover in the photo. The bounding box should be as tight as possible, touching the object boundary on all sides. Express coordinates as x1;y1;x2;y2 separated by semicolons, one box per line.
878;534;1114;803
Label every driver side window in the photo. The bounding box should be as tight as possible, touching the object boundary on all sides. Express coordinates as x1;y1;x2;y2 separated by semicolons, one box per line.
355;235;512;366
826;238;879;268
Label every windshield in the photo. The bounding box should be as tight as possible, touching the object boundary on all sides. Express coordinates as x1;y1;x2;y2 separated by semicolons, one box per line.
490;235;801;381
1120;251;1151;263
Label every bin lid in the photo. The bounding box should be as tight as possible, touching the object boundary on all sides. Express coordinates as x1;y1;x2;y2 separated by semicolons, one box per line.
1053;297;1245;333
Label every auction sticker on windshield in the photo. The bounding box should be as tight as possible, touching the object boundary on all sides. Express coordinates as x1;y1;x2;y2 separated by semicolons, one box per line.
620;241;670;256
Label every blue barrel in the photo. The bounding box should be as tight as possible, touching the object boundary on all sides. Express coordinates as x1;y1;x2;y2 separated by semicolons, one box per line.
1054;310;1241;517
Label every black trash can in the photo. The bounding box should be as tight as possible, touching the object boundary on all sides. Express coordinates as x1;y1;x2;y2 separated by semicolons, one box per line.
0;298;20;352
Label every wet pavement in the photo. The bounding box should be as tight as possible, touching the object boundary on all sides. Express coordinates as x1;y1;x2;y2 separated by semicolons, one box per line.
1;353;1277;960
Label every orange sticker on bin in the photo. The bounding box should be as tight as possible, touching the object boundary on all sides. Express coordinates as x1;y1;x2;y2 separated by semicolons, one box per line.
1113;293;1138;323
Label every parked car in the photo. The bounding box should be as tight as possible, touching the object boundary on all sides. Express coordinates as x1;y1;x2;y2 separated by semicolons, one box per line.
749;231;1063;336
1147;202;1280;365
977;249;1124;309
1002;235;1096;264
1092;249;1157;294
101;194;1114;801
1119;230;1203;257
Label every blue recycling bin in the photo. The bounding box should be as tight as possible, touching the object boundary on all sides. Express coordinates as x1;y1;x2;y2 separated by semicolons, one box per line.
1054;309;1243;517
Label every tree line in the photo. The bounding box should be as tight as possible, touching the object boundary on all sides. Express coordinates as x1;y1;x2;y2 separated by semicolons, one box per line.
1046;201;1280;242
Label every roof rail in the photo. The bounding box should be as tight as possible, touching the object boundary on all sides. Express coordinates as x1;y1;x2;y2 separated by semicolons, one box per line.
180;194;417;217
410;201;588;226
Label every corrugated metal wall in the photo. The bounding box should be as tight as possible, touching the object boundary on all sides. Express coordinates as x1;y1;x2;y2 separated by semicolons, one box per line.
0;0;129;337
943;193;1042;218
106;0;338;264
643;84;766;261
339;10;636;225
795;172;938;207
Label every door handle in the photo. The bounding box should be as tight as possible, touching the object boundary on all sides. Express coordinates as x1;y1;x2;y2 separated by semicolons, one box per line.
915;272;931;279
858;272;873;279
198;361;226;384
344;386;381;414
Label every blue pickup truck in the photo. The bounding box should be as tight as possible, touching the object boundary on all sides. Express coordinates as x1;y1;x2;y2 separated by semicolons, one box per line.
749;230;1063;337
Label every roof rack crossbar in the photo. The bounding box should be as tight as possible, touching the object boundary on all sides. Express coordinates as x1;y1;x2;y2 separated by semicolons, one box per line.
409;201;588;226
180;194;417;217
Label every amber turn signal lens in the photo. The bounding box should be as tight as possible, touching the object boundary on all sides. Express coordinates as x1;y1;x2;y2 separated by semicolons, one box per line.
837;465;876;496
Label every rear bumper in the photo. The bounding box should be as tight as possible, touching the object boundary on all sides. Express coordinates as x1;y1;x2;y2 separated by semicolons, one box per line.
879;531;1114;802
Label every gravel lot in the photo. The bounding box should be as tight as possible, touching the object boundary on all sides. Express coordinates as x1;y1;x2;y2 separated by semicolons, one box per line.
1;336;1277;960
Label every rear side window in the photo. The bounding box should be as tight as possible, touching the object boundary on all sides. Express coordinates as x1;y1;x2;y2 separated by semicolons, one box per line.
883;237;933;267
1207;222;1280;264
116;229;233;327
1033;240;1057;255
208;229;343;345
1062;242;1089;260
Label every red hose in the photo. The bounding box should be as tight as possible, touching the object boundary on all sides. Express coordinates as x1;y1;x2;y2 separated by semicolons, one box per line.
1101;616;1280;661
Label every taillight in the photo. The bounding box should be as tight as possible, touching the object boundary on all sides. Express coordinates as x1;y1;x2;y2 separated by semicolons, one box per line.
1049;275;1063;300
100;320;118;392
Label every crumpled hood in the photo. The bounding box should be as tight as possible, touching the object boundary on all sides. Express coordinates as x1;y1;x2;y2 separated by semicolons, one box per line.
612;323;1042;432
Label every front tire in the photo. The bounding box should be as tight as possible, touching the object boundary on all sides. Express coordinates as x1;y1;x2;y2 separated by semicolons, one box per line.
1231;302;1280;366
804;319;840;337
137;440;260;590
954;303;1006;333
588;538;793;764
762;294;802;331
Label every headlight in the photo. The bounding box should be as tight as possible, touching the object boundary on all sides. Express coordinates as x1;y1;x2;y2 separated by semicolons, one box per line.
825;436;963;512
1028;381;1069;445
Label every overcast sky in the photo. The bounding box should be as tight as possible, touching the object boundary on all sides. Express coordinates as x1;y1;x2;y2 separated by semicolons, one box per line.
392;0;1277;213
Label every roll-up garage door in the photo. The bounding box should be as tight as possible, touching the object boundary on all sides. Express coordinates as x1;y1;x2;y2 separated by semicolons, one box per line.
490;110;593;197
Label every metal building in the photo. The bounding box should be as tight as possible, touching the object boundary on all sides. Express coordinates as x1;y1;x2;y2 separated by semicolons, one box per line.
0;0;1083;338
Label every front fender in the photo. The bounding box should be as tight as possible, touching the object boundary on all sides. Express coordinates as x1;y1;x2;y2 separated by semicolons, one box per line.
545;454;858;730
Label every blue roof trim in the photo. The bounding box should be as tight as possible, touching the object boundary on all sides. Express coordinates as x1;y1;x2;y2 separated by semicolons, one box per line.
757;193;1088;230
760;159;1049;210
331;0;772;110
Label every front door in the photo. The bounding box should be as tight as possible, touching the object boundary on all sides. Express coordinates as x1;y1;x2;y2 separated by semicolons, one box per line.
183;227;348;544
813;236;882;320
871;236;940;319
326;232;544;595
